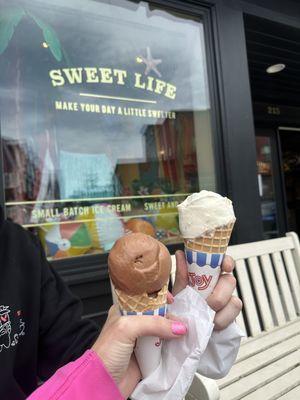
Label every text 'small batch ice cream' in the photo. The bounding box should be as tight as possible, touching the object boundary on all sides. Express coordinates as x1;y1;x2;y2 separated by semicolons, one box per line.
108;232;171;378
178;190;236;299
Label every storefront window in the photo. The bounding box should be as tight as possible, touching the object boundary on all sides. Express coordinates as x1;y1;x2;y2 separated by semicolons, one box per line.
0;0;216;259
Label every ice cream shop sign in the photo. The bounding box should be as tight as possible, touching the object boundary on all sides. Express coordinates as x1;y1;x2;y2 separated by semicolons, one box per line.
49;67;177;99
49;63;178;119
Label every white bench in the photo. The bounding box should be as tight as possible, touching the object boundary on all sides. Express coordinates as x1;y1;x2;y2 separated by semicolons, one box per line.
182;231;300;400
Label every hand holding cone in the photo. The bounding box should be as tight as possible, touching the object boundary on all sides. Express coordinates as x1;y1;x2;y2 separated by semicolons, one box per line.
178;191;236;299
108;232;171;377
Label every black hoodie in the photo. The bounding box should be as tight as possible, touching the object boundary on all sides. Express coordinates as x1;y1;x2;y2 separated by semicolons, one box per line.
0;208;99;399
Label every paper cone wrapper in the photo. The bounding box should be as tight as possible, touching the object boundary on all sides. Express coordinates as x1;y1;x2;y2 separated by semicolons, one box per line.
184;222;235;299
115;284;168;378
134;314;165;378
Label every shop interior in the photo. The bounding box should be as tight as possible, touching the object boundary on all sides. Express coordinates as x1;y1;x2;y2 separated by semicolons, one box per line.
244;14;300;239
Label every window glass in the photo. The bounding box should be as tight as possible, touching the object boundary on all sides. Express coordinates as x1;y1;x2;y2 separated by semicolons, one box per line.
256;136;279;238
0;0;216;260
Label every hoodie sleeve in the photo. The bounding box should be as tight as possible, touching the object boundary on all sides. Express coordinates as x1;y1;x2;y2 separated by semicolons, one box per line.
28;350;124;400
35;238;100;380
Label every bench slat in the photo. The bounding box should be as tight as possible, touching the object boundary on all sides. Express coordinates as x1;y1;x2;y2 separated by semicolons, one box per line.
218;333;300;390
272;251;297;321
282;249;300;314
237;319;300;363
278;384;300;400
227;236;294;260
242;364;300;400
248;256;274;331
260;254;286;325
220;349;300;400
235;259;261;336
216;233;300;400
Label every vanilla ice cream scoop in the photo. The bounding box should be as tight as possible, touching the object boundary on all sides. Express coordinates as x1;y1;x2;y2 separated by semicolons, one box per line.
177;190;236;239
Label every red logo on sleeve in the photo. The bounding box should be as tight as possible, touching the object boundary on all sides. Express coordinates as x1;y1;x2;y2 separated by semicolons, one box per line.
188;272;213;291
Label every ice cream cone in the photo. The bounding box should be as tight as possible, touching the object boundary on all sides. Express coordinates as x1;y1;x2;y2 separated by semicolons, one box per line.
178;191;236;300
184;222;235;299
115;284;168;314
108;233;171;377
184;222;235;254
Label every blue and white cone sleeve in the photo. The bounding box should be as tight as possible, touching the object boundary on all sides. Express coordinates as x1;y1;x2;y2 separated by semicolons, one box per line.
185;248;224;299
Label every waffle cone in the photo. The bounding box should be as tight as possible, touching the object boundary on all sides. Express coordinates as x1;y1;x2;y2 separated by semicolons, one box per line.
115;284;168;313
184;222;235;253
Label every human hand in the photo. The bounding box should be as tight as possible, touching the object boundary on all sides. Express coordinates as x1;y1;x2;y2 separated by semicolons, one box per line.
92;305;187;398
172;250;242;331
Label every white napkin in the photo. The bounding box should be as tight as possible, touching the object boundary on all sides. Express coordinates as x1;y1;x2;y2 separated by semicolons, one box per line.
197;322;245;379
131;286;244;400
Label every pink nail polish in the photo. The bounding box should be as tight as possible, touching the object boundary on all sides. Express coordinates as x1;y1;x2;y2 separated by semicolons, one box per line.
172;322;187;335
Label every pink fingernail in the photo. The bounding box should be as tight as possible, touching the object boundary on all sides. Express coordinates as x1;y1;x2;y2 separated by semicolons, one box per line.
172;322;187;335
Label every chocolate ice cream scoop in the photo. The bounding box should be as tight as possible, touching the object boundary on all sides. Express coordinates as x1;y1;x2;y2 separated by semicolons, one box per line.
108;233;171;295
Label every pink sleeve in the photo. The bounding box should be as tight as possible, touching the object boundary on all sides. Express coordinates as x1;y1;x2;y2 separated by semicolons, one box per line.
28;350;124;400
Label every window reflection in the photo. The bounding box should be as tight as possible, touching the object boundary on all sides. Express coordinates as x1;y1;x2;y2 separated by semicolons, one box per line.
0;0;216;259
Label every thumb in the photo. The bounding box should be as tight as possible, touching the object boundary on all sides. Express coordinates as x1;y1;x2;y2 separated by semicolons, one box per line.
123;315;188;341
